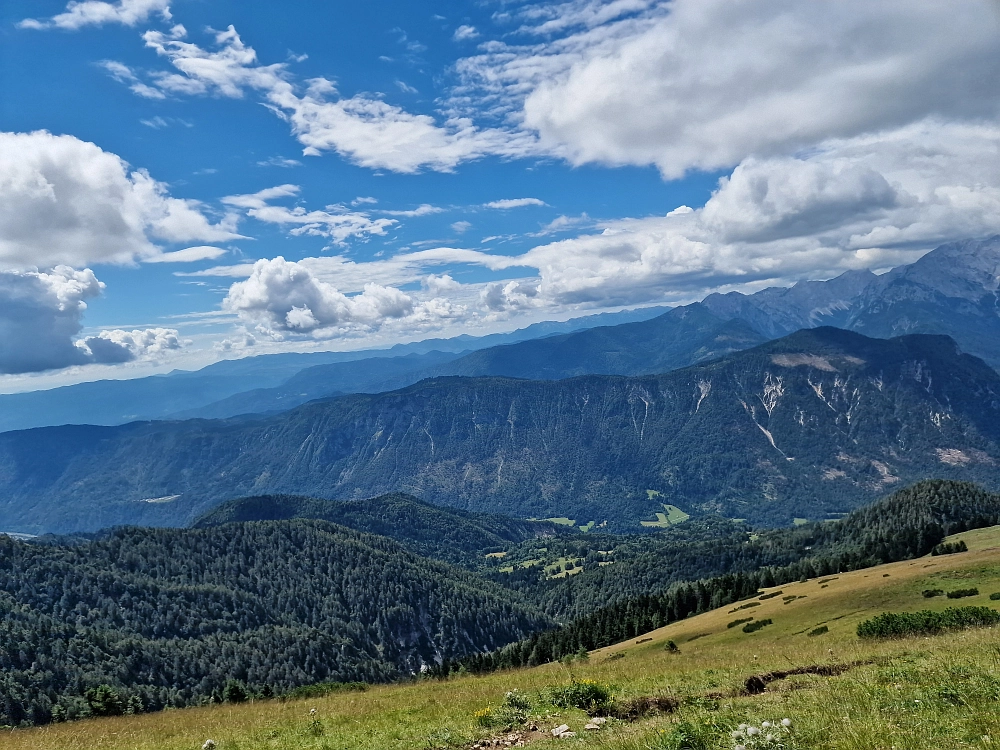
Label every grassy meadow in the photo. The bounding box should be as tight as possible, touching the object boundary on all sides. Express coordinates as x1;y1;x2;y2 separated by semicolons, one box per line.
6;527;1000;750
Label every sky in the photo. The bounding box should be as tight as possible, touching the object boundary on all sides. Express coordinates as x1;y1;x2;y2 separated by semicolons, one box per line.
1;0;999;391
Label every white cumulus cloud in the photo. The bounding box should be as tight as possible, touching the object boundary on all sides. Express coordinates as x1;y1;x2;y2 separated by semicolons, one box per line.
0;131;242;271
0;267;186;373
19;0;172;30
223;257;461;339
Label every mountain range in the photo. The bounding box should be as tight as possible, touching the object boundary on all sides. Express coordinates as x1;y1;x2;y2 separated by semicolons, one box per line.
5;326;1000;534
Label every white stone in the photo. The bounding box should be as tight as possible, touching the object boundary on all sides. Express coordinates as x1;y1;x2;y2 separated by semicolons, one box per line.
552;724;571;736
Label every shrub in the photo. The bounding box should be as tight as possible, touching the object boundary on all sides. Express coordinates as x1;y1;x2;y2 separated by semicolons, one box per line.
665;639;679;653
742;619;773;634
758;591;783;601
728;617;754;629
990;593;1000;601
474;690;533;728
83;685;124;717
549;679;613;712
932;540;968;556
922;589;945;598
808;625;829;637
947;588;979;599
222;679;249;704
729;602;761;613
857;606;1000;638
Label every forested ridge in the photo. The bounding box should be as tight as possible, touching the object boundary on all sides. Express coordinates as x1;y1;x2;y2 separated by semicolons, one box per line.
453;480;1000;672
193;492;566;566
0;520;550;727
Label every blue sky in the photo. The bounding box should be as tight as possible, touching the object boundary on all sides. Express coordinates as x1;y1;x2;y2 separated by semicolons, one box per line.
1;0;999;390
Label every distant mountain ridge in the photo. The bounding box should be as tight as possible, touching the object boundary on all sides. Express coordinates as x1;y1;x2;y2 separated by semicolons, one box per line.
5;327;1000;534
193;492;567;565
0;306;668;433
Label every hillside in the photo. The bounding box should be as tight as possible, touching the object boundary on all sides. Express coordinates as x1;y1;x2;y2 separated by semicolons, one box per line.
0;520;551;727
4;328;1000;534
475;479;1000;633
193;492;567;565
6;523;1000;749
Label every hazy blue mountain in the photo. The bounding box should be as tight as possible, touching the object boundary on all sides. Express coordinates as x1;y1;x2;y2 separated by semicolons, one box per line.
175;304;763;420
4;328;1000;535
416;303;767;380
0;306;668;433
167;350;463;420
193;492;567;565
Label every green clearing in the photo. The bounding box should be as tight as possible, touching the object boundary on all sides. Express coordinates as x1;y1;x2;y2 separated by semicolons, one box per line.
544;517;576;527
13;529;1000;750
793;517;810;526
640;504;691;528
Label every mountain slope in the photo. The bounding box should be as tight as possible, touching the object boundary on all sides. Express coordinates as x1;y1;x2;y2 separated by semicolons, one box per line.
193;492;566;565
0;519;551;726
4;328;1000;534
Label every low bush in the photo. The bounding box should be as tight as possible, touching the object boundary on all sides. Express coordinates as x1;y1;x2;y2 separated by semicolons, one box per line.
664;640;679;653
758;590;783;601
857;606;1000;638
947;588;979;599
742;619;773;634
728;617;754;629
729;602;761;613
807;625;829;637
922;589;945;598
548;679;614;712
990;593;1000;601
473;690;533;728
932;540;968;556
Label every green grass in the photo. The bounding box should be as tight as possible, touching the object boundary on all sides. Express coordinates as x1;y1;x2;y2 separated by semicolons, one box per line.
640;504;691;528
9;528;1000;750
544;517;577;527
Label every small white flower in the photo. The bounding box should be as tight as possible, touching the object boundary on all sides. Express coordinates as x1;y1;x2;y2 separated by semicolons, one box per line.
202;742;216;750
762;721;772;728
739;724;749;731
309;708;317;716
781;718;792;727
747;726;760;736
731;730;744;739
735;745;746;750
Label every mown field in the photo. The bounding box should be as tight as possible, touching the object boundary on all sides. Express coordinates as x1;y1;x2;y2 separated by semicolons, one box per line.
6;527;1000;750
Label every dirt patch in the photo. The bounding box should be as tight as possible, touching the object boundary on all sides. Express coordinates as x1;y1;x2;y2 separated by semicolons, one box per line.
742;662;860;695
